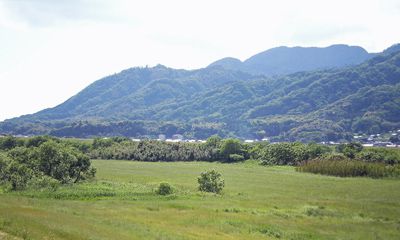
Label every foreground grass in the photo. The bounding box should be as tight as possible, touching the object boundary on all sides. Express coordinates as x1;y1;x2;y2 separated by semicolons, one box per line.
0;160;400;239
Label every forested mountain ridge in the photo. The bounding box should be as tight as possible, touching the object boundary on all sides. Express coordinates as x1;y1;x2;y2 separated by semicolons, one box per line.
208;44;374;76
1;44;399;141
151;49;400;140
21;65;254;121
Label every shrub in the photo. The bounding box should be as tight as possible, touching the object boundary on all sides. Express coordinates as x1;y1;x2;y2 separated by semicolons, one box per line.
1;160;34;191
336;142;363;159
156;182;173;195
317;153;348;161
356;149;385;163
229;154;245;162
198;170;224;194
307;143;332;159
27;175;60;191
259;142;298;165
248;141;269;160
205;135;222;148
0;152;10;180
220;139;244;162
92;138;114;149
356;148;400;165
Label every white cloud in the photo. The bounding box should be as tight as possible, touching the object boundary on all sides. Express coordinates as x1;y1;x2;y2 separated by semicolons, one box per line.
0;0;399;121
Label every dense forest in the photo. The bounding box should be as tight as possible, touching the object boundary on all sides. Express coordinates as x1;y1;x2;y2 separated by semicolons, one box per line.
0;45;399;141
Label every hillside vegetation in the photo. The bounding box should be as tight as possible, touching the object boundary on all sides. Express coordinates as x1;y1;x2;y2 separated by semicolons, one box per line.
1;45;399;141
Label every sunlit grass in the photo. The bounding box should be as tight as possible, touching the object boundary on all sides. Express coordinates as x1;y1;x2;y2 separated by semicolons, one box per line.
0;159;399;239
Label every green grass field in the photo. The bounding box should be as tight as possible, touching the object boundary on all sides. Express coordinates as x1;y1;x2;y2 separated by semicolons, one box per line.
1;160;400;239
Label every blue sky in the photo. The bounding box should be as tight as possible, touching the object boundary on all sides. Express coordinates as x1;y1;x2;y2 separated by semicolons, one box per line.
0;0;399;120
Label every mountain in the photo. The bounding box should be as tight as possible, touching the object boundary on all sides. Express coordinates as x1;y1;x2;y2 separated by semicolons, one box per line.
208;44;374;76
382;43;400;55
21;65;253;122
1;44;399;141
153;49;400;141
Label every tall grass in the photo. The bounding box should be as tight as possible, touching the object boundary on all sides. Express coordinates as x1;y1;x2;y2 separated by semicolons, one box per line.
297;159;400;178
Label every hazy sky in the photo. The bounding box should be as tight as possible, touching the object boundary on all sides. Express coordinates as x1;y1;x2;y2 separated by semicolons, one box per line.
1;0;399;121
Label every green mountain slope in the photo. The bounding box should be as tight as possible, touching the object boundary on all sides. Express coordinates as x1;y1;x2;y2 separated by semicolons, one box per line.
1;45;399;141
23;65;253;121
151;50;400;140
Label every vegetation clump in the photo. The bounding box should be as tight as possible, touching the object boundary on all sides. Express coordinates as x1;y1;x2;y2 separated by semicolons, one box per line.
0;136;96;191
219;138;246;162
297;154;400;178
156;182;173;195
90;136;249;162
254;142;331;165
198;170;225;194
336;142;363;159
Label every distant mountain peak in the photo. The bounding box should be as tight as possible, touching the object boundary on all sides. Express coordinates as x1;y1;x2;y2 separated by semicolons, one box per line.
209;44;372;76
207;57;243;69
383;43;400;55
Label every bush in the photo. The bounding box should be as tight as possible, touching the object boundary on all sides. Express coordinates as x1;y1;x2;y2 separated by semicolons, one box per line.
317;153;348;161
336;142;363;159
356;148;400;165
27;175;60;191
0;152;10;180
92;138;114;149
205;135;222;148
1;160;34;191
156;182;173;195
307;143;332;159
259;142;298;165
220;139;243;158
198;170;224;194
229;154;244;162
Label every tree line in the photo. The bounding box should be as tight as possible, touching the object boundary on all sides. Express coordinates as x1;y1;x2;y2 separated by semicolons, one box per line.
1;135;399;192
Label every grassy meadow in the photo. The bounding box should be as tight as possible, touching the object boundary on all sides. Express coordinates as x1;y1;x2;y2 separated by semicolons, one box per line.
0;159;400;239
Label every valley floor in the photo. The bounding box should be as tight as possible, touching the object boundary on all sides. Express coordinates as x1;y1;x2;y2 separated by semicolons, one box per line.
0;160;399;239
